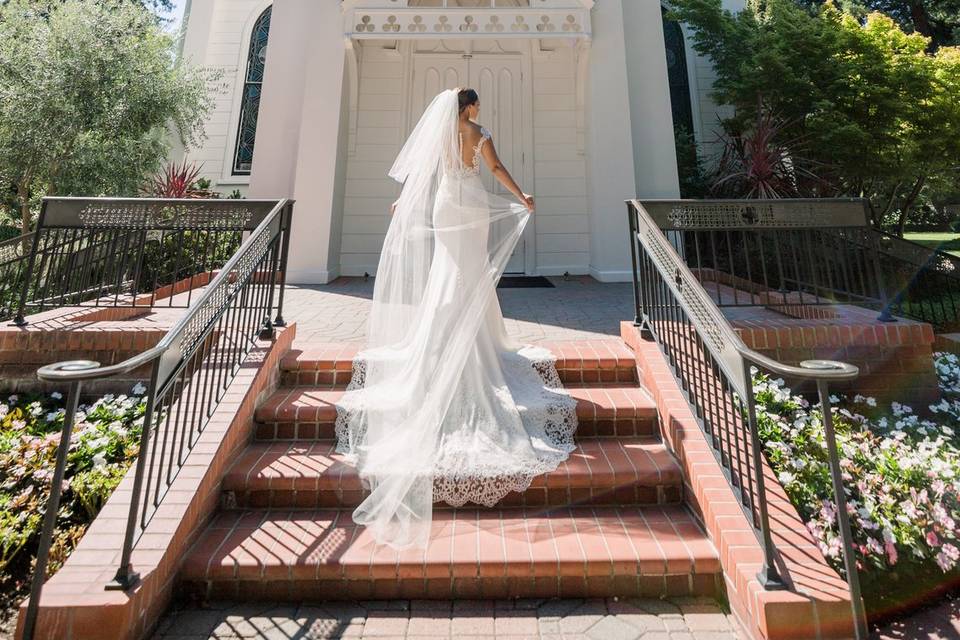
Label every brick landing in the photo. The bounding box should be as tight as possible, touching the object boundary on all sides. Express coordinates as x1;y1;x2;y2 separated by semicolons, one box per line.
151;597;742;639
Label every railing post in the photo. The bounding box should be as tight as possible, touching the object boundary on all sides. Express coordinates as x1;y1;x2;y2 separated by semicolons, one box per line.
22;375;85;640
13;202;48;326
814;379;869;640
105;359;161;591
273;202;293;328
870;231;899;323
627;202;643;328
741;364;785;590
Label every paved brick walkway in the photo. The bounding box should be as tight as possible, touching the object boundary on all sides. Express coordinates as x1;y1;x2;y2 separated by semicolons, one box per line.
152;597;742;640
281;276;634;345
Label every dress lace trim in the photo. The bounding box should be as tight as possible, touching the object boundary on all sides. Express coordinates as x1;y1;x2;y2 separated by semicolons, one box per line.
334;345;578;508
448;126;491;179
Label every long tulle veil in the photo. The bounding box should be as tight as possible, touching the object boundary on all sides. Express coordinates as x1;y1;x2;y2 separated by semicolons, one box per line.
335;89;532;548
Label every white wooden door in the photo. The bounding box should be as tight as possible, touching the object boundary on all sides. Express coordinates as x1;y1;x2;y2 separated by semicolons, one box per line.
469;56;526;273
411;53;528;273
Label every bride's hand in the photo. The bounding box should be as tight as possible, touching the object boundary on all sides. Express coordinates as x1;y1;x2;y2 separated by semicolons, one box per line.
390;200;399;216
521;193;535;213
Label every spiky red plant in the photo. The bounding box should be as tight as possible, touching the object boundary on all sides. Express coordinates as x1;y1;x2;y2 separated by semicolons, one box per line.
144;160;212;198
711;112;820;199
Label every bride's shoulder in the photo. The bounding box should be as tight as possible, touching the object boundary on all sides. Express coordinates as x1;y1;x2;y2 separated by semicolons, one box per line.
462;121;491;140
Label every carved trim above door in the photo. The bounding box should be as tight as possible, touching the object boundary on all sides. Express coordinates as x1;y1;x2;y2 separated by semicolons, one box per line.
342;0;592;41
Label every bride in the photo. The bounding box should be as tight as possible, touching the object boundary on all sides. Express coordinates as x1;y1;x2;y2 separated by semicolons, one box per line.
335;88;578;549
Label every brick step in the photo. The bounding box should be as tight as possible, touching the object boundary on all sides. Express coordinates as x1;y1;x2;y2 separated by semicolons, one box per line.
280;340;638;387
181;505;721;601
222;438;683;510
254;384;658;441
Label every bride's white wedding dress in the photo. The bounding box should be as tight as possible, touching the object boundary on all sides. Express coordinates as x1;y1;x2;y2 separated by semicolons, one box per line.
335;89;578;549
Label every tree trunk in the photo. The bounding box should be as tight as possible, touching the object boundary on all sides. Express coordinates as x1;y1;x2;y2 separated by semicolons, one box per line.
909;0;934;38
879;180;903;228
896;175;926;237
17;183;31;236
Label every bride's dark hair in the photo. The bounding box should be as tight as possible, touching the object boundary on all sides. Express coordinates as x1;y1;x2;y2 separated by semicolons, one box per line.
458;88;479;113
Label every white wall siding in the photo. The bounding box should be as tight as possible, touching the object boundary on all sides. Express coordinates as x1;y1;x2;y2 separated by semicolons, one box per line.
339;44;404;275
531;44;589;275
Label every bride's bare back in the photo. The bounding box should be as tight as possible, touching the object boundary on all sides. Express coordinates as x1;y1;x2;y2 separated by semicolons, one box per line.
457;117;534;212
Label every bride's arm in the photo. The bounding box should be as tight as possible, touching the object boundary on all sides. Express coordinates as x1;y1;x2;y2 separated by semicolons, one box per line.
479;138;535;212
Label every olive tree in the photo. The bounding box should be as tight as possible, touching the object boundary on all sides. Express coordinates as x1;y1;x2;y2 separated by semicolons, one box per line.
0;0;210;234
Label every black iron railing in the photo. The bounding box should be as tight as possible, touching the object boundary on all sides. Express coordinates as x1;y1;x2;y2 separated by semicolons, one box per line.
0;231;40;321
638;199;890;313
872;230;960;331
627;199;868;639
5;198;285;325
638;198;960;331
21;198;293;640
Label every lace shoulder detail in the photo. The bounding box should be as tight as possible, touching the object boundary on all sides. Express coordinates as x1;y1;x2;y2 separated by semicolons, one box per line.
449;125;492;179
474;127;492;159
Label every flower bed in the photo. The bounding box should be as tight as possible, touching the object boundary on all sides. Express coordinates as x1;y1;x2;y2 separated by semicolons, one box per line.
755;352;960;618
0;387;145;617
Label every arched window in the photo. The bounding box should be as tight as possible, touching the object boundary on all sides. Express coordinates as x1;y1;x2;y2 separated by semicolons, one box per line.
661;11;695;137
232;6;272;176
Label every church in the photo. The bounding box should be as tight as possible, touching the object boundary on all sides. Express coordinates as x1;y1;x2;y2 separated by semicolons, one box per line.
177;0;741;283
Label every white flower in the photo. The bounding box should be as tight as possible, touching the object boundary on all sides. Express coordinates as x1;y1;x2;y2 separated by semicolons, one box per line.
92;453;107;469
131;383;147;396
778;471;795;485
50;391;62;400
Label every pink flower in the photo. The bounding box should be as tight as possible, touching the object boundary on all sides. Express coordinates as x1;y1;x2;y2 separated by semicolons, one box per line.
936;544;960;571
934;504;956;532
927;531;941;548
885;541;898;565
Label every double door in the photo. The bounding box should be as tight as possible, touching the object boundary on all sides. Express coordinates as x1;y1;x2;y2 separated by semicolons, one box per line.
410;53;529;274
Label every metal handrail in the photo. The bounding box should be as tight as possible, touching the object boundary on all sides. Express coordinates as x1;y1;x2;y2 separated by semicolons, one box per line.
627;199;867;639
21;198;294;640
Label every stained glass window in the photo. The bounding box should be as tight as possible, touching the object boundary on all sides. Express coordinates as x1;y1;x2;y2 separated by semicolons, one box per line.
662;10;695;137
232;6;271;176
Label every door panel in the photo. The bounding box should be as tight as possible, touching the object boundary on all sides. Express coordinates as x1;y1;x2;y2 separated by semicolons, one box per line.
411;53;528;273
471;59;524;273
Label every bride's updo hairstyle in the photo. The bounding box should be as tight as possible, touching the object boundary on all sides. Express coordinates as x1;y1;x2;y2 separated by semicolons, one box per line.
458;88;479;113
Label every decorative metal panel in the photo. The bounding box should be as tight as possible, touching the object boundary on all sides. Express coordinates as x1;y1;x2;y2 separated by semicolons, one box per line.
76;202;254;230
637;199;871;230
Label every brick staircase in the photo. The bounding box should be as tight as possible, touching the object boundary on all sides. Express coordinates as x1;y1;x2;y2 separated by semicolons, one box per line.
180;340;723;601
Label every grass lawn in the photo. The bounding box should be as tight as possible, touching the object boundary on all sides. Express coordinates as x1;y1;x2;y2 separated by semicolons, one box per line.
904;231;960;257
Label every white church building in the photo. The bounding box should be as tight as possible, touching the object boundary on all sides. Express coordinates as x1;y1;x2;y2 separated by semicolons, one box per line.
177;0;741;284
